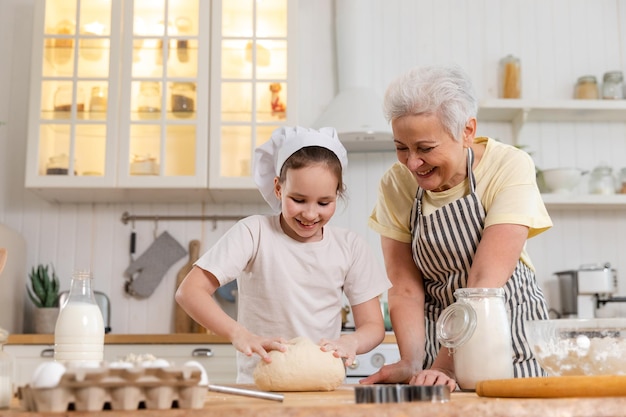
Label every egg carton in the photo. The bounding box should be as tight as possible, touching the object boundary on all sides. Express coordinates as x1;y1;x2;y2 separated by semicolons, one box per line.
18;365;207;412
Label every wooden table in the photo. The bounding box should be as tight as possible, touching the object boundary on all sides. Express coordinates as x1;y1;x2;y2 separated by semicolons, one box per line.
3;384;626;417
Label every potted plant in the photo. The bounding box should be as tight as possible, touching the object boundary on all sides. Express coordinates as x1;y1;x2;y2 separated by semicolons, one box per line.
27;264;60;333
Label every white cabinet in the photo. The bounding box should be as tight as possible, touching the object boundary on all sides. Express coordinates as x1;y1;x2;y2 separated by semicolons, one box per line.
25;0;299;204
208;0;298;203
25;0;211;203
478;99;626;209
4;343;236;388
104;344;237;384
4;344;55;388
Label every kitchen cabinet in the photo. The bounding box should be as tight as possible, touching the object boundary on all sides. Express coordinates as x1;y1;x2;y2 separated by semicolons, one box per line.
24;0;297;204
208;0;298;202
4;342;236;388
478;99;626;209
25;0;211;203
104;343;236;384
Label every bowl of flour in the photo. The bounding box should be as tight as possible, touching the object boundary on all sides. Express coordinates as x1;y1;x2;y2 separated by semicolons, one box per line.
525;318;626;376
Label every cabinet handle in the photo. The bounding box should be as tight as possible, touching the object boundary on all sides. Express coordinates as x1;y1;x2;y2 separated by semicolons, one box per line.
41;348;55;358
191;348;213;358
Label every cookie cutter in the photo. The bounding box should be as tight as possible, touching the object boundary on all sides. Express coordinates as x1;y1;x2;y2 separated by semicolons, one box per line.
354;384;450;403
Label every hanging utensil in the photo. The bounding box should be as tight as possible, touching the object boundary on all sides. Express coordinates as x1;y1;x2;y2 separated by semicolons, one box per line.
174;240;201;333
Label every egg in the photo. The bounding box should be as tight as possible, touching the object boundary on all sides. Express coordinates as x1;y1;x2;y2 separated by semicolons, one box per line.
140;358;171;368
31;361;66;388
109;361;134;369
184;360;209;386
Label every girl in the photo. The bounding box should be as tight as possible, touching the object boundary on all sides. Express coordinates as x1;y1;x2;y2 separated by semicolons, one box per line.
175;126;391;383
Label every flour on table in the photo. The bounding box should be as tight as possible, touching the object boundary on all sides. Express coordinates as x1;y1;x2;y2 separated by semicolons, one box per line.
253;336;345;391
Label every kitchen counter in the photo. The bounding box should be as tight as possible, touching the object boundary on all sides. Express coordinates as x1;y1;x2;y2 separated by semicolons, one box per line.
2;385;626;417
6;333;398;345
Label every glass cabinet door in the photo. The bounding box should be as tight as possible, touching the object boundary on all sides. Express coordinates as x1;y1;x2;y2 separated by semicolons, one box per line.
26;0;119;187
117;0;209;188
209;0;297;189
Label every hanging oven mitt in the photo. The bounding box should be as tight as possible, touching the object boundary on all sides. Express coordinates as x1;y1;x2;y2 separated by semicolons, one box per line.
124;231;187;298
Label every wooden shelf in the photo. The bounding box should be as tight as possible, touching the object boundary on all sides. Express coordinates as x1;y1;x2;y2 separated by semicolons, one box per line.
541;193;626;209
478;99;626;123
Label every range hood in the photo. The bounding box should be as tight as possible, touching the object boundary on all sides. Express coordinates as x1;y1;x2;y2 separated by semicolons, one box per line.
313;0;394;152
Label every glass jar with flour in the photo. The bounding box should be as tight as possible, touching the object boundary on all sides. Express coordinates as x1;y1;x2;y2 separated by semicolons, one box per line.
436;288;514;390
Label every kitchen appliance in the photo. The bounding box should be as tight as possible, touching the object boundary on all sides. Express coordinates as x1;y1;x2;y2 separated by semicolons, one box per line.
344;340;400;383
555;263;618;318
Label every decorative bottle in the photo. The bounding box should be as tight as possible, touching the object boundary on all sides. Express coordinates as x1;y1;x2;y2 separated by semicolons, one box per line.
54;270;104;365
436;288;514;391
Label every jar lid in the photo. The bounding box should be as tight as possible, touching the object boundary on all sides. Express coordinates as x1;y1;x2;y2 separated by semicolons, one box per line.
603;71;624;82
577;75;597;84
436;302;477;349
454;287;505;299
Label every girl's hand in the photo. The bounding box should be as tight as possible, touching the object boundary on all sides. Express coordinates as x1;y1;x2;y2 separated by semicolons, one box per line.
231;327;288;362
409;368;457;392
319;336;359;367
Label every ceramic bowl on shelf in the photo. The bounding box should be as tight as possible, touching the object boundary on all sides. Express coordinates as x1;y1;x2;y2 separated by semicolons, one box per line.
540;168;587;193
525;318;626;376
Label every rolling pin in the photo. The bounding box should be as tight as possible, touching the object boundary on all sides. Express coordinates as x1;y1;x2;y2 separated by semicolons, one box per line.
476;375;626;398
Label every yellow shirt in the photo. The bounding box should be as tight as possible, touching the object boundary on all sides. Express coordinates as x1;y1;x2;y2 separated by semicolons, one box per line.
368;137;552;270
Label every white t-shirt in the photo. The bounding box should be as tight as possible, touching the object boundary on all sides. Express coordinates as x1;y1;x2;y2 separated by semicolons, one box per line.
194;214;391;383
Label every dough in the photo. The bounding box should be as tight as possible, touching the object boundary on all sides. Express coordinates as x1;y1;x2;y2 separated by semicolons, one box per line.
253;336;346;391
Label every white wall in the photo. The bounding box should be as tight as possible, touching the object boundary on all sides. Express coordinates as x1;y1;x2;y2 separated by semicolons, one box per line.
1;0;626;334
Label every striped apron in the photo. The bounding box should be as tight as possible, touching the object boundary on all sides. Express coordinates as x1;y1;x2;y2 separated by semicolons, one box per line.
410;147;549;377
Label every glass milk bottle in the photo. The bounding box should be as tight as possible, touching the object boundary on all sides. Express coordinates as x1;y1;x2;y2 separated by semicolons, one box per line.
436;288;514;391
0;328;13;409
54;270;104;365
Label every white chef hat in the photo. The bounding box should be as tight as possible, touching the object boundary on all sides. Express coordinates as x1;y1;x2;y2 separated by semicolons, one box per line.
253;126;348;212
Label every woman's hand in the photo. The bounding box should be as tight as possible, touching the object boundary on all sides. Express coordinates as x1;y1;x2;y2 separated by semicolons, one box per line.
359;359;418;384
231;327;288;363
409;368;457;392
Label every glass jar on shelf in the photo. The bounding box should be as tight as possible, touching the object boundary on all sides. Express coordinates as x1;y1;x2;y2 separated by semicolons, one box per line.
499;54;521;99
171;82;195;117
618;168;626;194
54;85;85;116
89;86;107;113
574;75;599;99
589;164;617;195
602;71;624;100
137;81;161;119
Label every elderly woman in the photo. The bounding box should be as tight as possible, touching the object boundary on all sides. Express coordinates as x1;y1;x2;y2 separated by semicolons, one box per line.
361;64;552;391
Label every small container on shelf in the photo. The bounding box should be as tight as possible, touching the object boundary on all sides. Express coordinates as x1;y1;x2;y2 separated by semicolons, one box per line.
54;86;85;116
46;153;70;175
137;82;161;119
619;168;626;194
589;164;617;195
602;71;624;100
170;82;195;117
90;86;107;113
574;75;599;99
499;54;521;99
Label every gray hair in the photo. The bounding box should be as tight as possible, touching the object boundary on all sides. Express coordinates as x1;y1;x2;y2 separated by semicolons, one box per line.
383;64;478;140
